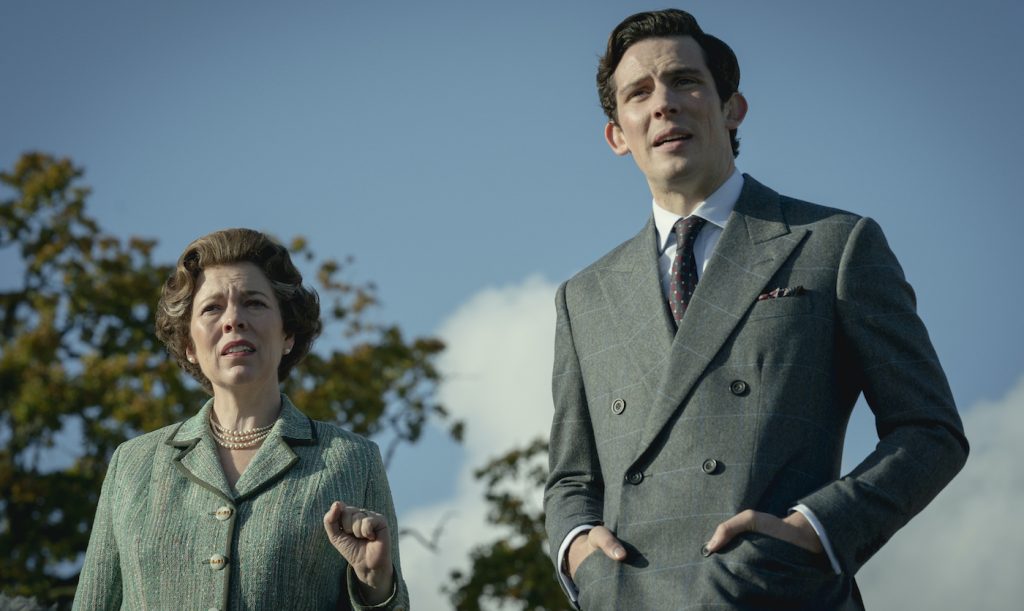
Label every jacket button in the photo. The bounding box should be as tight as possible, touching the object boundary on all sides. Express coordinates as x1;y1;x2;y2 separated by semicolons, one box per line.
208;554;227;571
611;398;626;414
701;459;719;474
625;470;644;485
214;506;233;521
729;380;748;395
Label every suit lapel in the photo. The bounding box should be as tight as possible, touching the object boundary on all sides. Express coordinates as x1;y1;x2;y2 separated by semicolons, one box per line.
637;176;808;455
166;395;315;503
598;218;676;378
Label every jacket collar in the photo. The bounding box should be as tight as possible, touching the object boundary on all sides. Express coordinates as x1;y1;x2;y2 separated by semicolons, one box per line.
165;394;315;502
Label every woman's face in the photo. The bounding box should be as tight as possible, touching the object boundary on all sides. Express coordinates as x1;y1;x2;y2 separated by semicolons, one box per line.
185;262;294;394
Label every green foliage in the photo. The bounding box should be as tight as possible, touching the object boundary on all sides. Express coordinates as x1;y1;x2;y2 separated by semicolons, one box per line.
447;438;567;610
0;152;455;607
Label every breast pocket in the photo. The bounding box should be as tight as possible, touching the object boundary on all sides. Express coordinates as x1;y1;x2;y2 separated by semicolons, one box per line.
747;291;813;321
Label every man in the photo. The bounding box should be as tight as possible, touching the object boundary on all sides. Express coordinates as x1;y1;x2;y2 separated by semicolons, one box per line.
543;9;968;610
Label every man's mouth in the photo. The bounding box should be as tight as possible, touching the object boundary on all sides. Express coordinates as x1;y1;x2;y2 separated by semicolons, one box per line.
653;131;692;147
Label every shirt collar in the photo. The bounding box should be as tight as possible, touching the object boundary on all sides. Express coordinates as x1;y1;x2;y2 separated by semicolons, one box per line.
653;168;744;253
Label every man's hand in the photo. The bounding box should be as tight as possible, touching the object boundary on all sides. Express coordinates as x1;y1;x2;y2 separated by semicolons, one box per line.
704;509;824;555
567;525;627;580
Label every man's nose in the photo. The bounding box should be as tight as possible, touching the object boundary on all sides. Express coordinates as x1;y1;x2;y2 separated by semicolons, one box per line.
652;86;680;118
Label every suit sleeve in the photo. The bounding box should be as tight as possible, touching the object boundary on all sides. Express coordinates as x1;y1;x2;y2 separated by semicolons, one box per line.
344;441;409;611
72;445;123;610
544;281;606;575
797;216;969;575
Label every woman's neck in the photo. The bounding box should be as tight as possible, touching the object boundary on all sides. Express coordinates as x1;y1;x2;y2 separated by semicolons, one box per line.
210;385;282;430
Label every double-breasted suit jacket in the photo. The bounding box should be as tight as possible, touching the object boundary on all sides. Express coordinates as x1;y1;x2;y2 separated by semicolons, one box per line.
544;176;968;610
74;395;409;611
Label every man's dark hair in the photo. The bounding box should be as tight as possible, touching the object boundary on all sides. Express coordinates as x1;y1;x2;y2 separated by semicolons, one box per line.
597;9;742;157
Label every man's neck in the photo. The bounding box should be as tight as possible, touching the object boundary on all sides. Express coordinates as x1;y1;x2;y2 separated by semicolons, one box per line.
650;164;736;216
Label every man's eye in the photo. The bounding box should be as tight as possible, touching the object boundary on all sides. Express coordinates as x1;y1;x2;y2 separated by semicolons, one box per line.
247;300;267;308
201;304;221;313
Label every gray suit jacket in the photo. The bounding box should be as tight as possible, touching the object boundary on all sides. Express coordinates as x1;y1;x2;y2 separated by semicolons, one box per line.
544;176;968;610
73;395;409;611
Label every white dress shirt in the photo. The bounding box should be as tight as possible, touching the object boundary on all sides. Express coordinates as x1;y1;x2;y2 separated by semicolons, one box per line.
556;169;841;604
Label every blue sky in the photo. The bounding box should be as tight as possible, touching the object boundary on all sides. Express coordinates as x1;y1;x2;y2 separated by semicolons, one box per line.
3;1;1022;607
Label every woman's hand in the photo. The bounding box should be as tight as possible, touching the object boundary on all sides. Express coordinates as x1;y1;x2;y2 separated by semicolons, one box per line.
323;501;394;605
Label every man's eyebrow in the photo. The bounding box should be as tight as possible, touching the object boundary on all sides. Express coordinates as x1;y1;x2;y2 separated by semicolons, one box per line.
618;66;705;94
662;67;705;80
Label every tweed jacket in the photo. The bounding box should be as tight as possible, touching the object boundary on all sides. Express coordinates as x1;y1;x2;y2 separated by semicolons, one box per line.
544;175;968;610
73;394;409;611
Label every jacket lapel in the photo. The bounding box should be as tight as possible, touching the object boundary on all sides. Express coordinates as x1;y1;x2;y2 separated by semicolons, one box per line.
598;218;676;378
165;395;315;503
166;398;235;503
636;176;808;456
233;396;314;501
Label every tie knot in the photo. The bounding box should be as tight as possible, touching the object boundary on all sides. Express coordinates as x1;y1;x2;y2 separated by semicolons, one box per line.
673;216;706;245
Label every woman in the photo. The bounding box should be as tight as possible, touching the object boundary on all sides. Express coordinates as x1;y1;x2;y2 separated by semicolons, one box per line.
73;228;409;610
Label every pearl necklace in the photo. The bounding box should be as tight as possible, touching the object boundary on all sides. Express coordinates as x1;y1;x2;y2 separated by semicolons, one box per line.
209;416;275;450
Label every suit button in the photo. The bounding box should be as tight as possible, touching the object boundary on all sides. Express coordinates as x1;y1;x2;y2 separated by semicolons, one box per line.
730;380;749;396
208;554;227;571
214;506;233;521
625;470;644;485
701;544;711;557
611;398;626;414
701;459;719;474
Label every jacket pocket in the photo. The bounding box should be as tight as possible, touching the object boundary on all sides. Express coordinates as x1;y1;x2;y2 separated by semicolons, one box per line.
747;291;813;320
708;532;838;607
574;550;612;609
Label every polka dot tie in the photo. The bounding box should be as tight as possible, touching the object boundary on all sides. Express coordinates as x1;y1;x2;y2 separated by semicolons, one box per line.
669;216;707;325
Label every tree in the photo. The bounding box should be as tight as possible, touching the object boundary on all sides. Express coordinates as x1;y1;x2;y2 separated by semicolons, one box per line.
0;152;458;607
446;437;567;610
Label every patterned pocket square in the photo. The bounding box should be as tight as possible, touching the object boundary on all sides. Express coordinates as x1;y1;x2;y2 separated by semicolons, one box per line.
756;286;805;301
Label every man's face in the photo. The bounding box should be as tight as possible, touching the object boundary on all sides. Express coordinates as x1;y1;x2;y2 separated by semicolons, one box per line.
605;36;746;201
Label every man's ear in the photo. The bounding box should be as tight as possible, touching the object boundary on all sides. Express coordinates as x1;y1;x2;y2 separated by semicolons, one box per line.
604;121;631;156
723;92;748;129
185;343;196;364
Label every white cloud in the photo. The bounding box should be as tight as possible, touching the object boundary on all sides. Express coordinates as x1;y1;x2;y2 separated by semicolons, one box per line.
400;275;558;610
857;375;1024;609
